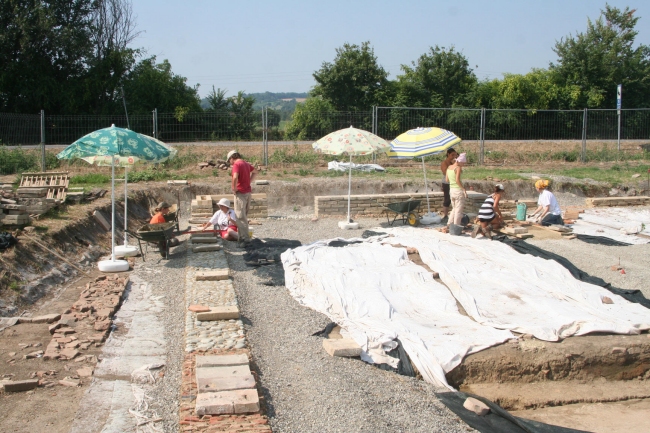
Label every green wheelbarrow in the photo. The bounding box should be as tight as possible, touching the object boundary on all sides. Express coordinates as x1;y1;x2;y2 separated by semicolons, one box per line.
379;200;422;227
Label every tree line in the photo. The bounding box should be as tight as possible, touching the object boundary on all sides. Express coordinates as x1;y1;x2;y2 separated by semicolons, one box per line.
287;5;650;140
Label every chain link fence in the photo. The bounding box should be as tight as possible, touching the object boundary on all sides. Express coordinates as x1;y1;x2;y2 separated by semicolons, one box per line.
1;107;648;174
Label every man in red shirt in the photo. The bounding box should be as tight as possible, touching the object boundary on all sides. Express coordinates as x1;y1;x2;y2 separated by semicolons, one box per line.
227;150;256;245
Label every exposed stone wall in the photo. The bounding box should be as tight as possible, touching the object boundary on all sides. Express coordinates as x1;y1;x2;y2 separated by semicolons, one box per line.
315;191;492;217
586;196;650;207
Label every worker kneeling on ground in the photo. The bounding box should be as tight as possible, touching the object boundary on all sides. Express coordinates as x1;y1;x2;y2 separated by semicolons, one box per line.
472;184;505;239
529;179;564;226
201;198;239;241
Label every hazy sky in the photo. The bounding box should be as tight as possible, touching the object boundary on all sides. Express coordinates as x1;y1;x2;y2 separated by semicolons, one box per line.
131;0;649;98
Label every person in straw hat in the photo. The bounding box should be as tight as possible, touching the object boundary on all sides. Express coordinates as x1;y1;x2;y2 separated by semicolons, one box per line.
201;198;239;241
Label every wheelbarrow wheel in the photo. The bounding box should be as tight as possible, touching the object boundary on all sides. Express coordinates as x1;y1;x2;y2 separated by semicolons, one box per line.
407;211;420;227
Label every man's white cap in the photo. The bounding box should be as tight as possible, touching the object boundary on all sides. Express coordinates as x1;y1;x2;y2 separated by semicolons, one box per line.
217;198;231;208
226;150;237;161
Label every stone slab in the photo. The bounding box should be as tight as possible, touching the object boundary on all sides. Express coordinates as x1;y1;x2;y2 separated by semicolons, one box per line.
196;354;249;368
196;365;251;379
197;373;255;393
323;338;362;357
3;379;39;392
20;313;61;324
195;389;259;415
192;245;222;253
255;180;269;185
191;237;219;244
93;210;111;231
196;306;239;321
195;269;230;281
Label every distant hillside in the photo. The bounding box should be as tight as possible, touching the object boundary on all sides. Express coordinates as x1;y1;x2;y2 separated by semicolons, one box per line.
247;92;308;110
200;91;308;119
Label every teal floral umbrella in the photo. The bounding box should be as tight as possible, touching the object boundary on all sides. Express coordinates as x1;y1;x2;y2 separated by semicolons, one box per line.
79;139;177;257
57;125;175;271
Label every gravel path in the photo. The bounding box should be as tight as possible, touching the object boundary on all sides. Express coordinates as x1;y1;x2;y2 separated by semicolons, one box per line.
226;217;472;433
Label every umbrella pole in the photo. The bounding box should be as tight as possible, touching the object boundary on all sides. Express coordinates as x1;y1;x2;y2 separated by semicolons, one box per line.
123;167;128;246
347;154;352;223
422;157;431;214
111;157;116;262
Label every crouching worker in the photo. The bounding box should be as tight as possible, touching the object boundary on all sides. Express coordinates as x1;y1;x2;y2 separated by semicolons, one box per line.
201;198;239;241
150;201;179;255
472;184;505;239
530;179;564;226
150;201;171;224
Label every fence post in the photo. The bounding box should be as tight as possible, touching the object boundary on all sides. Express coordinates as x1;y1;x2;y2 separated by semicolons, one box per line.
152;108;158;139
581;108;588;163
478;108;485;165
371;106;376;163
263;107;268;166
40;109;46;171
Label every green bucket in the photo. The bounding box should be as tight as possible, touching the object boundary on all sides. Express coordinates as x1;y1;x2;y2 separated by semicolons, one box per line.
516;203;527;221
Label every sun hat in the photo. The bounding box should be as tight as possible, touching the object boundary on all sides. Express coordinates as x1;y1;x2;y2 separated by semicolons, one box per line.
217;198;231;208
226;150;238;161
155;201;170;211
456;153;467;163
495;184;504;191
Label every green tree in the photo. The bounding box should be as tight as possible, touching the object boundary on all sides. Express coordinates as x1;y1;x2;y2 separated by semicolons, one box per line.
285;97;336;140
228;91;256;139
82;0;141;114
473;69;581;109
312;42;389;111
205;86;229;113
122;57;201;114
0;0;94;113
551;5;650;108
395;46;477;108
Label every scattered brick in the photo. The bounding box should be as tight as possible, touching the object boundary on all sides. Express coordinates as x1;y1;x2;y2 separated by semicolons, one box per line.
3;379;39;392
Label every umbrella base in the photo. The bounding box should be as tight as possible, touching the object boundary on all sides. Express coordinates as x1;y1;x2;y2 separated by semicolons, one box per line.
98;259;130;273
338;221;359;230
114;245;139;257
114;245;138;257
420;213;443;225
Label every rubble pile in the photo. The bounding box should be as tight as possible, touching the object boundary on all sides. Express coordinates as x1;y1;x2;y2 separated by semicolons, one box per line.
43;275;128;361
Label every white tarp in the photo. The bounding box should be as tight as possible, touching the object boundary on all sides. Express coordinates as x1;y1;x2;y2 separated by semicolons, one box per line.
282;228;650;389
570;207;650;244
382;227;650;341
327;161;385;172
281;239;513;388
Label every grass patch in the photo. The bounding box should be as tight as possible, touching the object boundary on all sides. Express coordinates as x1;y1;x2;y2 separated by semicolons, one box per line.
70;173;111;185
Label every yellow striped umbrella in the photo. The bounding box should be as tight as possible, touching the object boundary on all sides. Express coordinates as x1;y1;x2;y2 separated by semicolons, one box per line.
388;127;462;216
387;127;461;159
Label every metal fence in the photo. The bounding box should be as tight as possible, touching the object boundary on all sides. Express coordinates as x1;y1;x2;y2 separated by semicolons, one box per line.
1;107;649;171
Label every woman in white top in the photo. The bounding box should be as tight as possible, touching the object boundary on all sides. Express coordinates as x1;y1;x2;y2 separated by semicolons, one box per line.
530;179;564;226
201;198;239;240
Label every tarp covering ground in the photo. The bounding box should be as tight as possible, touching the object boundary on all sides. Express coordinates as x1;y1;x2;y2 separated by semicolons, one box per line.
571;207;650;244
281;227;650;389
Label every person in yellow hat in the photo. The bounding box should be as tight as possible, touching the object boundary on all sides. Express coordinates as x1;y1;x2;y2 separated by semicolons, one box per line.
530;179;564;226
